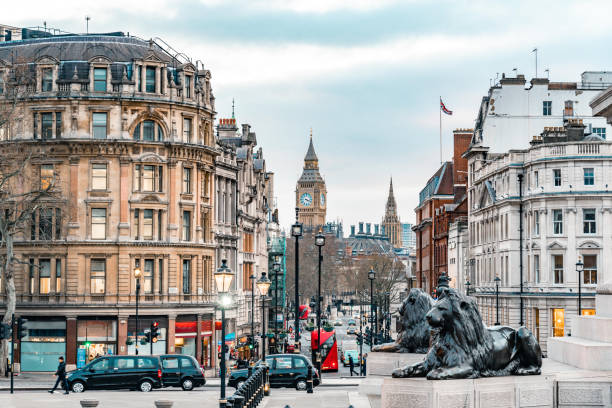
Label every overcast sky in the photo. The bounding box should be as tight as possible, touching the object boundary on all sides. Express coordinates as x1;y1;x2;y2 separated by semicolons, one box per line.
6;0;612;232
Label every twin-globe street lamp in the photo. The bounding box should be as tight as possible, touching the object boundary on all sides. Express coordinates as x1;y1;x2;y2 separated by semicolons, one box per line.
256;271;271;359
368;268;376;346
273;261;281;353
576;258;584;315
314;229;325;376
494;276;501;326
214;259;235;408
291;211;303;351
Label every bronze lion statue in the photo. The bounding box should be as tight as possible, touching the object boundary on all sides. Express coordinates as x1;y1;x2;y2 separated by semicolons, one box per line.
392;287;542;379
373;288;434;353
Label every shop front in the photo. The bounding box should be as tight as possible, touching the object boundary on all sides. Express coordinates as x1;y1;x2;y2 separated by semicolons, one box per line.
174;319;213;366
77;318;117;368
21;319;66;372
127;316;167;355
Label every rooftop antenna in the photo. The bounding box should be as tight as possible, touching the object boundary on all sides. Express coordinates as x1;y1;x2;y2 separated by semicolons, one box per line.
545;68;550;79
232;98;235;119
85;16;90;34
532;47;538;78
512;67;518;77
43;21;47;32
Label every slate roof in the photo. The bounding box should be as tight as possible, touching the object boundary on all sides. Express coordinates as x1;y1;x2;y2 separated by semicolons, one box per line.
304;137;318;161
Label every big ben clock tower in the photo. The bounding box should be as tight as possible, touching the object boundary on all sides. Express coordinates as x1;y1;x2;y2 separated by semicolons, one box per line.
296;132;327;228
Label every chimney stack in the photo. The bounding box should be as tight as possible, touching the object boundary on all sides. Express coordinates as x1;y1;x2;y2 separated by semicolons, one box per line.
375;224;379;235
366;223;371;235
350;225;355;236
359;222;364;234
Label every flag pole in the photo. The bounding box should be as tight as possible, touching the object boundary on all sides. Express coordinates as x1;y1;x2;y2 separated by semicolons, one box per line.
439;96;442;165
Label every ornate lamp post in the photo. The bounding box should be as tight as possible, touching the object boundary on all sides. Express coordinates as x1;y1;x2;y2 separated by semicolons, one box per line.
291;210;303;351
314;229;325;376
368;268;376;346
250;272;256;359
576;258;584;315
273;261;281;352
215;259;235;408
256;271;271;359
494;276;501;325
134;266;142;355
465;280;471;296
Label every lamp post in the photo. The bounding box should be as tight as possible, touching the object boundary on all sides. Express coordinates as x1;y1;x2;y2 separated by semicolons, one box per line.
576;258;584;316
291;209;303;351
250;273;256;359
314;228;325;376
134;266;142;355
215;259;235;408
273;261;281;353
465;280;471;296
257;271;271;360
368;268;376;346
518;173;524;326
494;276;501;325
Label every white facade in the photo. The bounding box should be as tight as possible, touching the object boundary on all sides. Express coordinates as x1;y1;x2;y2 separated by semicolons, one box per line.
466;137;612;352
448;218;468;294
472;72;612;153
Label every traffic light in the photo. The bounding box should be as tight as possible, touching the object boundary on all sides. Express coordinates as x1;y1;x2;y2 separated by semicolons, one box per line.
247;336;254;349
0;322;11;340
17;317;28;340
356;332;362;345
150;322;160;343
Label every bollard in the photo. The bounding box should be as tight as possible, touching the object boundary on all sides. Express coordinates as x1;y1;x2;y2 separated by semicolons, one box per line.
80;401;99;408
306;364;314;393
153;401;173;408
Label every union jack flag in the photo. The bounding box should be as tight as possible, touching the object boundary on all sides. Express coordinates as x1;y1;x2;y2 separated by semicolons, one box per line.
440;99;453;115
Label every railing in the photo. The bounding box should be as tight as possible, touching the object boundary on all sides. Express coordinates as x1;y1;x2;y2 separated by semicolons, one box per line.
226;365;268;408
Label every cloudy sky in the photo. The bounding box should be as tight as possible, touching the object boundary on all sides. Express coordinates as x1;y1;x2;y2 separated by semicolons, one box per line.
5;0;612;231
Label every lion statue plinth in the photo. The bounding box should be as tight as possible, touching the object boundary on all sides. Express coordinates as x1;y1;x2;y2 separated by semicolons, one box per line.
373;288;434;353
391;288;542;380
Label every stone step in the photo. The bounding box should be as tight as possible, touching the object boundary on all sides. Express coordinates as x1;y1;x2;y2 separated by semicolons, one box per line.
571;315;612;342
548;336;612;371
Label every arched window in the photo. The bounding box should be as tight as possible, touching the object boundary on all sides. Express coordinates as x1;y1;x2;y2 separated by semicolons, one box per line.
133;120;164;141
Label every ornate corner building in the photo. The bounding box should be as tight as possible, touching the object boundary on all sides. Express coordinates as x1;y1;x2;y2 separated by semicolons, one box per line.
0;32;276;372
296;135;326;229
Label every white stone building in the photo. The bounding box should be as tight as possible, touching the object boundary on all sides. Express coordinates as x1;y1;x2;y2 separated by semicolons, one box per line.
447;217;468;294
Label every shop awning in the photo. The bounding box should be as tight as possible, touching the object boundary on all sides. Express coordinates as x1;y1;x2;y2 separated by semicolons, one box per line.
175;321;213;338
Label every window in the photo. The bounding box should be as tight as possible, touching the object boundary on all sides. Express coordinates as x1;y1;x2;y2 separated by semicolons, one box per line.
90;259;106;294
552;308;565;337
534;254;540;283
584;168;594;186
33;112;38;139
41;112;53;139
134;164;163;192
39;259;51;294
553;169;561;186
182;210;191;241
142;165;155;191
133;120;164;141
91;208;107;240
158;259;164;294
592;127;606;139
534;171;539;187
41;68;53;92
564;100;573;117
163;357;179;369
542;101;551;116
144;259;154;294
185;75;191;98
55;208;61;240
583;209;596;234
183;118;192;143
553;209;563;235
56;259;61;293
158;211;163;240
117;357;135;369
553;255;563;284
39;208;53;240
40;164;54;189
180;356;197;369
93;68;107;92
583;255;597;285
533;211;540;235
29;259;34;294
182;259;191;294
137;65;142;91
56;112;62;138
90;358;109;371
133;209;139;240
275;356;292;369
293;357;306;368
145;67;155;93
92;112;107;139
183;167;192;193
92;163;107;190
143;209;153;240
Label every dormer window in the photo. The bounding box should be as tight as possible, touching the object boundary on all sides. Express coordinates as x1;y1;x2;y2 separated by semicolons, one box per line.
145;67;155;93
41;68;53;92
93;68;107;92
133;120;164;141
185;75;191;98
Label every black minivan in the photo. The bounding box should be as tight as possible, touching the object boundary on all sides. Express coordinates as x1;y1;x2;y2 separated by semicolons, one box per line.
67;356;163;393
228;354;319;391
159;354;206;390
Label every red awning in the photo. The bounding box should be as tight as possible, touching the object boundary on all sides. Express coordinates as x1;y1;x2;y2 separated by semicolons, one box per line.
175;321;213;338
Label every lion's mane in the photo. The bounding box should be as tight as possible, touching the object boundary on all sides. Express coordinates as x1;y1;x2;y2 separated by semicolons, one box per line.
397;288;435;353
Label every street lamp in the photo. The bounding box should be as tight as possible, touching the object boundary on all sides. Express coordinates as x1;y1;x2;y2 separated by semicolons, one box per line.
465;280;471;296
368;268;376;346
494;276;501;325
576;258;584;316
273;261;281;353
214;259;235;408
314;228;325;376
250;273;256;359
291;209;303;351
257;271;271;360
134;266;142;355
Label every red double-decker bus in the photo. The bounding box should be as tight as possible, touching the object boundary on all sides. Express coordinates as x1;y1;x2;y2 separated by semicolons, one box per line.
299;305;310;320
310;330;338;372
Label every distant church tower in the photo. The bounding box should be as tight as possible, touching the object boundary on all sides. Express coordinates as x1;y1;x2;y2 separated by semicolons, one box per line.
382;177;402;248
296;132;327;228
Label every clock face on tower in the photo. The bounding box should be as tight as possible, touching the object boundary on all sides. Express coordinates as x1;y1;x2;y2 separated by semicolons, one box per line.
300;193;312;207
320;193;325;206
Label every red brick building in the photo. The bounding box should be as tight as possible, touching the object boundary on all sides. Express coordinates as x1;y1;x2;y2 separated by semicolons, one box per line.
413;130;470;294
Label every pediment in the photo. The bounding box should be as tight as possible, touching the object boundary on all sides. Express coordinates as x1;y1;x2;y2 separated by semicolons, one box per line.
137;153;165;163
178;62;196;72
547;241;566;250
88;55;112;64
578;240;601;249
35;55;59;65
141;194;161;203
530;242;540;249
143;53;164;63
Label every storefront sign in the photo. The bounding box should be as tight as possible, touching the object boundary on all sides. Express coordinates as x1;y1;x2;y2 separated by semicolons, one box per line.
77;348;86;368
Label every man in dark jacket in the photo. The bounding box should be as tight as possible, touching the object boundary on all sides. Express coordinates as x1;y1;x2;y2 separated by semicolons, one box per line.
348;355;357;376
48;356;69;394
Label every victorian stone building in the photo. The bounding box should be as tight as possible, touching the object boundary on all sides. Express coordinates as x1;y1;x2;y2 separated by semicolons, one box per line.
0;33;220;371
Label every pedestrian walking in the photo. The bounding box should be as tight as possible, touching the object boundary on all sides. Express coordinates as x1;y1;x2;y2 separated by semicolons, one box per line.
361;353;367;376
48;356;69;394
348;355;357;376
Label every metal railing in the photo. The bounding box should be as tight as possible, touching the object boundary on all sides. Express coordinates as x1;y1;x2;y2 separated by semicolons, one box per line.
226;365;268;408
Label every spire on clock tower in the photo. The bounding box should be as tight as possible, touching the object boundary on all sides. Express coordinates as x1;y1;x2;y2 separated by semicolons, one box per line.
296;130;327;229
382;176;402;248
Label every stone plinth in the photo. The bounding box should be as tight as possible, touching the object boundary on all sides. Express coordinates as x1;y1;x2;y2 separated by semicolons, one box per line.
381;375;555;408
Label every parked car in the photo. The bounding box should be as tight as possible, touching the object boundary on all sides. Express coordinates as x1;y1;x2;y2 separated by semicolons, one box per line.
159;354;206;390
67;355;163;393
228;354;320;391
